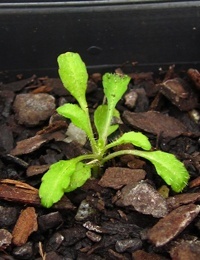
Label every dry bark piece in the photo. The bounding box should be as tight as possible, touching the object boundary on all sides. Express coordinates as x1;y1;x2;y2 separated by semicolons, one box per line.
31;85;53;94
12;207;38;246
36;120;67;135
187;68;200;90
0;181;75;210
98;167;146;189
170;239;200;259
116;182;168;218
189;176;200;188
0;75;36;92
26;164;50;177
0;179;38;192
123;110;187;138
159;77;198;111
43;78;68;96
167;192;200;211
108;248;129;260
132;249;168;260
147;204;200;247
10;131;65;156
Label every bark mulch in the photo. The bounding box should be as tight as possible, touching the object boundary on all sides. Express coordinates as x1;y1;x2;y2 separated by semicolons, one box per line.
0;66;200;259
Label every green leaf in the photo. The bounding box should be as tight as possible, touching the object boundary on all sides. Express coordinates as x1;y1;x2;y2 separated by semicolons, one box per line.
57;103;90;136
103;73;130;110
65;162;91;192
39;159;78;208
57;52;88;108
134;150;189;192
94;105;120;138
106;131;152;151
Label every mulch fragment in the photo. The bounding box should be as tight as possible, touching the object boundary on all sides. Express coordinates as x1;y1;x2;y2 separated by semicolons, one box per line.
98;167;146;189
170;239;200;259
167;192;200;211
0;180;75;210
123;110;187;138
12;207;38;246
10;130;66;156
132;249;168;260
147;204;200;247
159;77;198;111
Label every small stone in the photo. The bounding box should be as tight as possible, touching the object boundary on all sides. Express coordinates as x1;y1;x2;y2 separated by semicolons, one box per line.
13;93;56;126
147;204;200;247
38;211;63;232
115;238;142;253
60;227;86;246
12;241;33;259
0;229;12;249
45;251;63;260
64;122;87;145
0;206;18;227
0;124;14;153
0;90;15;118
75;200;96;221
124;90;138;109
116;182;168;218
86;231;102;242
45;232;64;252
99;167;146;189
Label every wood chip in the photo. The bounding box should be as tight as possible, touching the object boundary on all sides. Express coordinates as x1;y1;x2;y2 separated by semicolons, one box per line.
123;110;187;139
147;204;200;247
10;131;65;156
12;207;38;246
98;167;146;189
26;164;50;177
0;181;75;210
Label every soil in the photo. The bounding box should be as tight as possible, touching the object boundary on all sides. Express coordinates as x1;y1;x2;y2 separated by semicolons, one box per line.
0;65;200;259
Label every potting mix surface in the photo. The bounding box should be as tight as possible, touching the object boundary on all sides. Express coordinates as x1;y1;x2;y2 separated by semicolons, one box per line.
0;66;200;259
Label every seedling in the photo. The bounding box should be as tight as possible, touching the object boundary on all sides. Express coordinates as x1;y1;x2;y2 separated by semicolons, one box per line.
39;52;189;208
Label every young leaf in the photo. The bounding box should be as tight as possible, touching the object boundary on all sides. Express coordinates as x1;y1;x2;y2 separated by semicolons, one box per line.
94;105;120;138
133;150;189;192
57;103;90;136
103;73;130;110
65;162;91;192
57;52;88;109
39;159;78;208
106;131;152;151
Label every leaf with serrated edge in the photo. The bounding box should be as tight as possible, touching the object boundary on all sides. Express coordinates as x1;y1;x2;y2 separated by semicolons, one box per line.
135;150;189;192
39;159;78;208
58;52;88;108
57;103;90;136
65;162;91;192
94;105;120;138
103;73;130;111
106;132;152;151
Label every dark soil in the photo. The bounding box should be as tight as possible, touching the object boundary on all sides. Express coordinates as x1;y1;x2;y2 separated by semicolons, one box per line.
0;65;200;259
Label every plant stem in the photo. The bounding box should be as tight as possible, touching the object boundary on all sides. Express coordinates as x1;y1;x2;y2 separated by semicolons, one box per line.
101;149;149;164
81;105;98;155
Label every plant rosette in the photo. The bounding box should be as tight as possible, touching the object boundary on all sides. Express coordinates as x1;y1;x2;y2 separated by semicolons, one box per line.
39;52;189;208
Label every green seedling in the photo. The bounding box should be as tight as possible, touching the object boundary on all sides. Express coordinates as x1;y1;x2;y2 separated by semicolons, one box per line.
39;52;190;208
